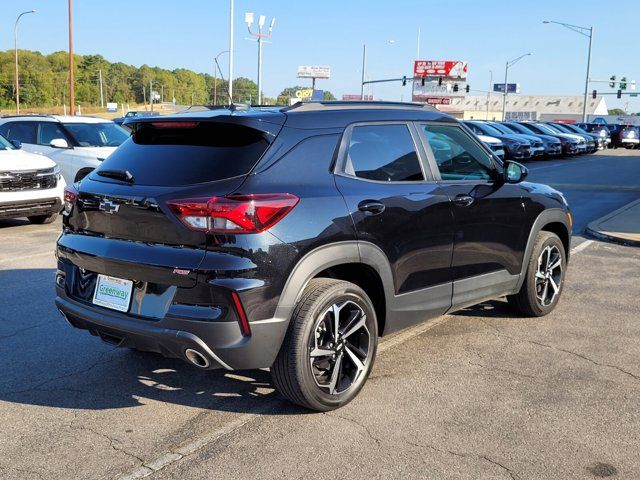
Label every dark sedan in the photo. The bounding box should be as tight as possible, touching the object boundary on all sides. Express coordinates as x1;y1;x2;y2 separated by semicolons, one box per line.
501;122;563;158
514;122;581;156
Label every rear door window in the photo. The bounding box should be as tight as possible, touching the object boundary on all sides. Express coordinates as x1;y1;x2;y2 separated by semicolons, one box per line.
2;121;37;144
343;124;424;182
93;121;271;186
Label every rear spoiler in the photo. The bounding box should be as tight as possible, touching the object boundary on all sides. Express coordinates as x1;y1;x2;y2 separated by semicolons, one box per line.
124;112;286;141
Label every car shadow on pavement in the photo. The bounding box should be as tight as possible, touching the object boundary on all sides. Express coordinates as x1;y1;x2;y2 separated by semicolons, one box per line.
451;299;522;319
0;268;308;416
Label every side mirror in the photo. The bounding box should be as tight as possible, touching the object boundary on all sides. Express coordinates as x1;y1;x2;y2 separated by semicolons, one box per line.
50;138;70;149
504;160;528;184
10;139;22;149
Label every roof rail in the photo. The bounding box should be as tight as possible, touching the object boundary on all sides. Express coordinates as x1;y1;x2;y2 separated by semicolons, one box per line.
0;113;56;119
281;100;437;113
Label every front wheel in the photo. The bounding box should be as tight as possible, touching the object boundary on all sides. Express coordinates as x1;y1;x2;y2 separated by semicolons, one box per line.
508;231;566;317
271;278;378;411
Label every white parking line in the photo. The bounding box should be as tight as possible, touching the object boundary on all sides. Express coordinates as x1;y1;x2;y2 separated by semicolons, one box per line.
115;238;596;479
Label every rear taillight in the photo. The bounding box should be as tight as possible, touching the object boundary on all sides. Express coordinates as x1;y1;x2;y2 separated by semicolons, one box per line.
63;184;79;215
167;194;299;234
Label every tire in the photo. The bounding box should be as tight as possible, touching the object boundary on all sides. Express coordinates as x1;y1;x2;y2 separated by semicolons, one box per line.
508;231;566;317
271;278;378;411
28;213;58;224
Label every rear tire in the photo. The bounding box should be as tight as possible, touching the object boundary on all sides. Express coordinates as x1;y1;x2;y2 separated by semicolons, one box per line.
508;231;566;317
271;278;378;411
28;213;58;224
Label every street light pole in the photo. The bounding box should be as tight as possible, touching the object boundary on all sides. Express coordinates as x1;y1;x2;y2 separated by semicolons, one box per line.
68;0;75;115
360;44;367;100
543;21;593;123
245;13;275;105
486;70;492;120
228;0;234;104
14;9;36;114
501;53;531;120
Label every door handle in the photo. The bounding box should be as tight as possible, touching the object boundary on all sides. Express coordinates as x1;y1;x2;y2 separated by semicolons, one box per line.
358;200;386;215
452;194;474;207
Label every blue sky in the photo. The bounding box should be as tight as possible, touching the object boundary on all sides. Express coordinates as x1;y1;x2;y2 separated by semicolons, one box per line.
1;0;639;111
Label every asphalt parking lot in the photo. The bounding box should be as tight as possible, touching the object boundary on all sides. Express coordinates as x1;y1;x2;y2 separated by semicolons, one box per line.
0;150;639;480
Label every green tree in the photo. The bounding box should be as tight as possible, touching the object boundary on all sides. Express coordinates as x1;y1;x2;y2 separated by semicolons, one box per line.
608;108;626;115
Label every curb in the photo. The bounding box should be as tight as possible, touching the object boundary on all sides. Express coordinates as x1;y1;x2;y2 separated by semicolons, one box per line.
585;198;640;247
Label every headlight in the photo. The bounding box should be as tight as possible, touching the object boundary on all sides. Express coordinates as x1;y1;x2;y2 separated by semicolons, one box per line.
599;130;606;137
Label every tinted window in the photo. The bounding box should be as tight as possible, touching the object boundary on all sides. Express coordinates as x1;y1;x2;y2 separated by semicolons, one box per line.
93;121;270;186
422;124;494;181
345;124;423;182
2;121;37;144
38;122;68;145
62;122;128;147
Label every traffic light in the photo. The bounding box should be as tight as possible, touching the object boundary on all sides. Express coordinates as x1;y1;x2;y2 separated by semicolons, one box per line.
592;90;597;99
617;89;622;99
465;85;470;93
609;75;616;88
438;77;443;86
402;76;407;86
620;77;627;90
421;78;425;86
453;84;459;92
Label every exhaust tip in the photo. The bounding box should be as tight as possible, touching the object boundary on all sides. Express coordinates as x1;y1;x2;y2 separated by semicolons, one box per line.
185;348;210;369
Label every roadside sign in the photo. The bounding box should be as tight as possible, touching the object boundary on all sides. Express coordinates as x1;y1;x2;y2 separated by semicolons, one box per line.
420;97;452;105
342;94;374;101
414;60;468;79
106;102;118;112
297;66;331;79
295;89;313;99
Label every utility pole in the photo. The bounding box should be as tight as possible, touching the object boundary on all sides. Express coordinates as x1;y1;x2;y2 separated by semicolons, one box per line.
98;69;104;108
245;13;275;104
14;10;36;114
150;80;153;112
68;0;75;115
229;0;234;104
161;84;164;103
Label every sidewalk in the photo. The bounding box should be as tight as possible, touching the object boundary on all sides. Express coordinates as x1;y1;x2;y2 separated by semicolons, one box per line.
586;198;640;246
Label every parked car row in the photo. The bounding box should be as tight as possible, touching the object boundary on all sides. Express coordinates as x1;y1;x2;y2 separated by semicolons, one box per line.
466;120;611;161
0;114;128;223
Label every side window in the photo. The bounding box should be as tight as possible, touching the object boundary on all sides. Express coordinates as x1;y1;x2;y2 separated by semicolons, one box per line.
422;124;495;181
344;124;424;182
38;122;68;145
2;121;37;144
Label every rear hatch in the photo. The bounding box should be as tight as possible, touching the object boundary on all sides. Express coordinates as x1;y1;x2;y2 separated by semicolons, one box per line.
60;113;284;287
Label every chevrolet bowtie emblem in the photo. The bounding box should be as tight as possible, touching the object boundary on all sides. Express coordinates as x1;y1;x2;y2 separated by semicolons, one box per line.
99;200;120;214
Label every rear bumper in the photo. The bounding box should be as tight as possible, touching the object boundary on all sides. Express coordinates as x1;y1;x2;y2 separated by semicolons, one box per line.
0;197;61;218
55;292;289;370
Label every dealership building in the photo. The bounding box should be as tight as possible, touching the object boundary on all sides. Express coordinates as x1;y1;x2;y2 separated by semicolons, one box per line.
436;94;609;122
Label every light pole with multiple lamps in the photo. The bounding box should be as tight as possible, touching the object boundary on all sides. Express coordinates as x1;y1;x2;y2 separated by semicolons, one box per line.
502;53;531;120
543;20;593;122
14;9;36;114
245;12;275;105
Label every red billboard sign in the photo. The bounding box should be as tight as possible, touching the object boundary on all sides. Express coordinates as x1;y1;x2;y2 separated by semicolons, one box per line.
414;60;468;79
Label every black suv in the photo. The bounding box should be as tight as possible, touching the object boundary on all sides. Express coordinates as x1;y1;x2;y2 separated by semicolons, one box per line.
55;102;572;411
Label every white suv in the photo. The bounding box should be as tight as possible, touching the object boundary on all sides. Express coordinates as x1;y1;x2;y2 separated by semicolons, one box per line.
0;133;65;224
0;115;129;185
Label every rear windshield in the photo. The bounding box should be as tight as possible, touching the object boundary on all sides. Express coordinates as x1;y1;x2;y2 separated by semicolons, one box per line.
93;121;270;186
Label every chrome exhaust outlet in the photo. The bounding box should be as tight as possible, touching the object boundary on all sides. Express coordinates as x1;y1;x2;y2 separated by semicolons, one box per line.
185;348;210;369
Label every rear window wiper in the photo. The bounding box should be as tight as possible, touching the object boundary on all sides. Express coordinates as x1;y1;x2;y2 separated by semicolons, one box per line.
96;169;135;183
